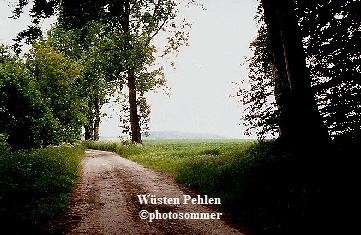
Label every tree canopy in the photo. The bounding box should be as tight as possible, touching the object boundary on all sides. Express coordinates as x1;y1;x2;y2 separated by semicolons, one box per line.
241;0;360;149
1;46;61;150
9;0;192;144
25;42;86;142
298;0;361;146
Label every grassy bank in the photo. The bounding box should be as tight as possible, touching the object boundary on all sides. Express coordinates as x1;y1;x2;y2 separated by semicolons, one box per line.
85;139;353;234
0;143;85;233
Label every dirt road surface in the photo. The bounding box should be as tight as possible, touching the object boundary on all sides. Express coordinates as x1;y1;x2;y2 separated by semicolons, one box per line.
43;149;252;235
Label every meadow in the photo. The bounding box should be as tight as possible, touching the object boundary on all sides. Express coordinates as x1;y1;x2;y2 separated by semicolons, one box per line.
85;139;352;234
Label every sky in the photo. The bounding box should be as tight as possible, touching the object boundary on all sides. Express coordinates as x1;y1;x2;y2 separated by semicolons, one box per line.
0;0;259;139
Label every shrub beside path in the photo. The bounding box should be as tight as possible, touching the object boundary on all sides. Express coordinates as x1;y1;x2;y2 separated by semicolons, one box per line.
42;149;252;234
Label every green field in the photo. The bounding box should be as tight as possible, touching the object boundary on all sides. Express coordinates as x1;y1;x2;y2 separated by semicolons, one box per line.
85;139;255;172
124;139;255;172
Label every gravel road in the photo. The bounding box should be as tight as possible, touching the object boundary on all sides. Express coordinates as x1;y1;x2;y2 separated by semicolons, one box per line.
42;149;252;235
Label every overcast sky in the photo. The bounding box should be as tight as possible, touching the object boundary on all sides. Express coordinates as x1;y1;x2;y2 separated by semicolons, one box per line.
1;0;258;139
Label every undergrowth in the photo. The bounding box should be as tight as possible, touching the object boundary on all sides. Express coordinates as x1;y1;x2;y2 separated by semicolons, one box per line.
0;143;85;233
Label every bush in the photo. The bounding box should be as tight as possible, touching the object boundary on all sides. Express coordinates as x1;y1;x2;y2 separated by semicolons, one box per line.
1;51;61;150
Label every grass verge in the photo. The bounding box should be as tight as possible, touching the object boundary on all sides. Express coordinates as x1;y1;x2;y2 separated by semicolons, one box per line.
0;143;85;233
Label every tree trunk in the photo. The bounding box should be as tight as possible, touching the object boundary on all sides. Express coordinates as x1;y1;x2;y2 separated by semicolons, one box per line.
128;70;142;143
261;0;330;147
84;125;92;140
93;97;101;141
121;0;142;143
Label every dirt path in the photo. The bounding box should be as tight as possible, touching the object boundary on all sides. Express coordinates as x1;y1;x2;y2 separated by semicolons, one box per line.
43;149;252;235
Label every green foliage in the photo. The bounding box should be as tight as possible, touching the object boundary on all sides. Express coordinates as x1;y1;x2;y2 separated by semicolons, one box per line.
25;43;86;143
12;0;192;143
0;143;84;233
199;148;221;156
83;140;118;153
1;41;88;150
238;5;278;139
45;24;118;141
1;47;61;150
0;133;11;153
58;0;109;30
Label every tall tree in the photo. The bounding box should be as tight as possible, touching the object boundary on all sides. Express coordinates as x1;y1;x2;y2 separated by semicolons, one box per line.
106;0;188;143
238;10;278;139
255;0;330;147
241;0;360;150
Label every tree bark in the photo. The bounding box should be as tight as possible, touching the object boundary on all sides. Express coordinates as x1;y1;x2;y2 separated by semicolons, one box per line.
93;97;101;141
127;70;142;143
84;125;92;140
261;0;330;147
